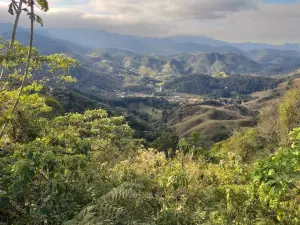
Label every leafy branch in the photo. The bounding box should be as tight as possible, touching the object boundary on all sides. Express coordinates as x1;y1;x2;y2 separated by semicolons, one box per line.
0;0;49;138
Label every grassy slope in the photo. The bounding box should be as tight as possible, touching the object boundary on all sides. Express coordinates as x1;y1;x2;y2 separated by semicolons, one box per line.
168;103;256;143
169;78;300;143
167;77;300;146
243;78;300;110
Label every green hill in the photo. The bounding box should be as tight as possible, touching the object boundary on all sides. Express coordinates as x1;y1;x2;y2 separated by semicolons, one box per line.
69;66;123;95
80;50;265;88
164;74;280;98
172;52;262;75
168;102;255;145
247;49;300;75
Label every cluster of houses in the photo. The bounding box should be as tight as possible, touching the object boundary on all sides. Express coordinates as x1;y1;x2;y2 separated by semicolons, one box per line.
166;96;201;104
215;98;234;105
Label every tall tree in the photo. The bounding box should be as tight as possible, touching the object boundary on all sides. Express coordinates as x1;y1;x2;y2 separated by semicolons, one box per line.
0;0;49;138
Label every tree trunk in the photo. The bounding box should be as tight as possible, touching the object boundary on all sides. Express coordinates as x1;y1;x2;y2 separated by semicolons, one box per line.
0;0;34;139
0;0;24;81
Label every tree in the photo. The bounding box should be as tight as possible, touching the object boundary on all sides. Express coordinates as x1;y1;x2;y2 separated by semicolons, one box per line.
0;0;50;138
0;107;140;224
252;128;300;224
153;132;179;158
0;0;49;81
0;40;77;140
187;131;202;148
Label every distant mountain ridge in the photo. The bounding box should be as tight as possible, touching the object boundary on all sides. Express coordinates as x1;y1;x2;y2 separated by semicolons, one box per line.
84;48;300;78
39;27;243;55
37;26;300;53
247;49;300;75
83;49;263;80
2;23;300;54
0;29;89;55
3;22;300;91
169;36;300;52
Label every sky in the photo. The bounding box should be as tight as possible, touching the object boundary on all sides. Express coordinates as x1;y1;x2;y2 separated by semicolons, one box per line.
1;0;300;44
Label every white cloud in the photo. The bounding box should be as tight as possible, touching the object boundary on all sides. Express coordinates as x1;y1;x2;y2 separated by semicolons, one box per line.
0;0;300;44
89;0;260;19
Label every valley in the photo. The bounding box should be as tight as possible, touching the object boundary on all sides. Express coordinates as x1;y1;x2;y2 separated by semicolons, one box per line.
2;23;297;145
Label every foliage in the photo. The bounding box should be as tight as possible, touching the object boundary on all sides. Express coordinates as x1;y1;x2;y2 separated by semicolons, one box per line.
0;41;140;224
1;65;300;225
0;40;77;140
164;74;280;99
251;128;300;224
36;0;49;12
258;86;300;147
211;128;266;162
64;182;160;225
0;39;77;86
153;132;179;158
0;107;140;224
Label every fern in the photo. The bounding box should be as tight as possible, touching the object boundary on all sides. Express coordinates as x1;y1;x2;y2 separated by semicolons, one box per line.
64;182;160;225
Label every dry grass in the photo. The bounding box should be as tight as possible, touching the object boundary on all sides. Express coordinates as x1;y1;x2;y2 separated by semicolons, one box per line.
168;103;255;142
243;78;300;110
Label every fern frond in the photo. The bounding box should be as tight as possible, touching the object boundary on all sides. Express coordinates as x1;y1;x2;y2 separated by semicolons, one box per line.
64;182;159;225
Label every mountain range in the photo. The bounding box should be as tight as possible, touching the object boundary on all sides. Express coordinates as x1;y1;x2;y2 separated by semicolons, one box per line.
37;27;243;55
0;31;88;55
39;28;300;54
36;26;300;53
85;49;262;78
2;23;300;97
1;22;298;137
2;23;300;54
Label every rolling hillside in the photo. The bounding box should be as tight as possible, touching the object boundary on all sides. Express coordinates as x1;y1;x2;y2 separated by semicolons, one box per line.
243;78;300;110
164;74;280;97
168;102;256;144
83;50;264;81
69;66;123;95
247;49;300;75
172;52;262;75
83;49;300;82
167;77;300;144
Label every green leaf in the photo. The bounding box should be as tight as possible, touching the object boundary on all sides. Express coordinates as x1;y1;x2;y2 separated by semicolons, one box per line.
277;215;281;221
268;169;276;177
37;0;49;12
36;15;43;27
8;2;14;15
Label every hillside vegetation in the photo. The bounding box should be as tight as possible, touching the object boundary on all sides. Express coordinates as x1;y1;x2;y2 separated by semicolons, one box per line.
73;49;300;98
83;49;290;80
168;103;255;145
243;78;300;110
164;74;280;98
